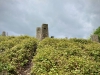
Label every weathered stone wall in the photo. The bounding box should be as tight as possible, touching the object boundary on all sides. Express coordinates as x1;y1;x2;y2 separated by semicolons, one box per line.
91;35;99;42
36;27;41;40
2;31;6;36
41;24;49;40
36;24;49;40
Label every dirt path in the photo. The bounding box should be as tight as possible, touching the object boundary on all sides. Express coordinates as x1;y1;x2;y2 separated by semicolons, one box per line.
18;61;33;75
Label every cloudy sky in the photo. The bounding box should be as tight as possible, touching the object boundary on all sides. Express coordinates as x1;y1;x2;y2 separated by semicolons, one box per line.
0;0;100;38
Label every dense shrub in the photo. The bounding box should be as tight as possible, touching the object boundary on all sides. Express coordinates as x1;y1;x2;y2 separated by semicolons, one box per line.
0;36;38;74
31;38;100;75
0;36;100;75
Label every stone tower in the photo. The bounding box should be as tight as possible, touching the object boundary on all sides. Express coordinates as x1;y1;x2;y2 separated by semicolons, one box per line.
91;35;99;42
36;27;41;40
2;31;6;36
41;24;49;40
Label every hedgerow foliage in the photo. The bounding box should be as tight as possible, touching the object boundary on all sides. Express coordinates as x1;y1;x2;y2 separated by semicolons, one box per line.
31;38;100;75
0;36;38;75
0;36;100;75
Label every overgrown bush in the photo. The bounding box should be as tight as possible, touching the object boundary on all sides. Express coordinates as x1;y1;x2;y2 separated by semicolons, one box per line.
0;36;38;74
31;38;100;75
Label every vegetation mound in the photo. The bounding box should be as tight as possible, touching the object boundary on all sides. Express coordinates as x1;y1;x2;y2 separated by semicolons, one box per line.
0;36;100;75
0;36;38;75
31;38;100;75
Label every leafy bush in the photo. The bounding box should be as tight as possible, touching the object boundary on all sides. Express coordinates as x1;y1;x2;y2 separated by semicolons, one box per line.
0;36;100;75
0;36;38;74
31;38;100;75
